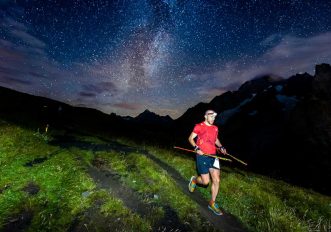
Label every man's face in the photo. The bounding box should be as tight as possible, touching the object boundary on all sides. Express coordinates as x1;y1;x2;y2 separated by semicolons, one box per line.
205;111;217;124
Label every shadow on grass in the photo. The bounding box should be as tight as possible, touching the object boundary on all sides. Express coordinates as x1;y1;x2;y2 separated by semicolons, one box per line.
24;149;64;167
49;134;137;153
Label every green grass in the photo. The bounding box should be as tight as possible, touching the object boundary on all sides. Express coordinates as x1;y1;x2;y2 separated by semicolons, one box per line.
1;118;330;231
0;121;95;231
0;121;154;231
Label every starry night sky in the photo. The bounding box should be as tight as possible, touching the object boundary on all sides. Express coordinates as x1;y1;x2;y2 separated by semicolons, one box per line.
1;0;331;118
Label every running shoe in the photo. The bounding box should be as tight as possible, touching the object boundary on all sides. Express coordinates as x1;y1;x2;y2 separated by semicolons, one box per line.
208;202;223;216
188;176;197;192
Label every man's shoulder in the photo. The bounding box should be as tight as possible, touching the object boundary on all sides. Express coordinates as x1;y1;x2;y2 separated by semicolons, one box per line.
195;122;205;127
193;122;204;131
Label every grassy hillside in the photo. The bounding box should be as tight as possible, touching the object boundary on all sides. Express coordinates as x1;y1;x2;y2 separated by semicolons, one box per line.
0;119;330;231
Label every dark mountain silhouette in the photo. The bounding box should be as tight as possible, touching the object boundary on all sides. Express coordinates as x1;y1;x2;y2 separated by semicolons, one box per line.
173;63;331;195
0;63;330;195
135;109;173;124
0;86;173;143
0;86;116;129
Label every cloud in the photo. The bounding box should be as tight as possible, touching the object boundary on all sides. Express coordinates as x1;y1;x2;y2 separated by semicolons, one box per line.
272;33;329;64
198;32;331;99
0;44;51;88
0;18;59;90
81;82;117;94
260;33;282;47
79;92;96;98
10;29;46;48
112;102;140;110
77;81;118;100
2;17;46;50
0;75;32;85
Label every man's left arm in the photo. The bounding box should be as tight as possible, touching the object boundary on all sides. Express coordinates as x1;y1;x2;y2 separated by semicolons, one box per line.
215;138;222;148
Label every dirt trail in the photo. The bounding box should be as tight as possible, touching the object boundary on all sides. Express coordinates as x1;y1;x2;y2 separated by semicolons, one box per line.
51;134;247;232
86;163;189;231
51;135;190;231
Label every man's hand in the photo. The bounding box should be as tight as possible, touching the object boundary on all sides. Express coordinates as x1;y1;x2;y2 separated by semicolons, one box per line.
196;149;204;155
217;146;227;155
194;146;204;155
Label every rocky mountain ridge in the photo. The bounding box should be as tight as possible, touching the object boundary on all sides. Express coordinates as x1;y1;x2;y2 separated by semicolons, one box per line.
175;63;331;195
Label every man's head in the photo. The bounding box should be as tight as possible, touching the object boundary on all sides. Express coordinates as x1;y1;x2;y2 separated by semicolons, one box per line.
204;110;217;125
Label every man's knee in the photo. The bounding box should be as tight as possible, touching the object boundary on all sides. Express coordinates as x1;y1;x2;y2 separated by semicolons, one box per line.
201;179;210;185
199;176;210;185
213;177;220;184
210;171;220;184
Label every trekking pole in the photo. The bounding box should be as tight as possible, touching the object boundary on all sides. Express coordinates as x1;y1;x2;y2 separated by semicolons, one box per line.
173;146;232;162
217;148;248;166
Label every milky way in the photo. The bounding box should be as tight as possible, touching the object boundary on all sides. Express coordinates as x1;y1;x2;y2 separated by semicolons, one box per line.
1;0;331;118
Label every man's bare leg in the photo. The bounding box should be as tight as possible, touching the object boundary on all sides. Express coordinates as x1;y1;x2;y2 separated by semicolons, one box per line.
207;168;223;215
196;173;210;186
209;168;220;202
189;173;210;192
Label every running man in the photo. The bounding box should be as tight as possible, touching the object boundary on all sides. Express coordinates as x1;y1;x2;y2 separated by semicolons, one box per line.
188;109;227;216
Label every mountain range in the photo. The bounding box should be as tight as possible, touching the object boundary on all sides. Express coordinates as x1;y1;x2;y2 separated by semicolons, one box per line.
174;63;331;195
0;63;330;195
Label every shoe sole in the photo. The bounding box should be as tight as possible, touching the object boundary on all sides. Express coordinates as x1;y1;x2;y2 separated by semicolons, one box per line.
208;205;223;216
188;176;196;193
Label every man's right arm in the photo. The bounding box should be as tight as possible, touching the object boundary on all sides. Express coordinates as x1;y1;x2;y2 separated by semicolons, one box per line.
188;132;204;155
188;132;197;147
